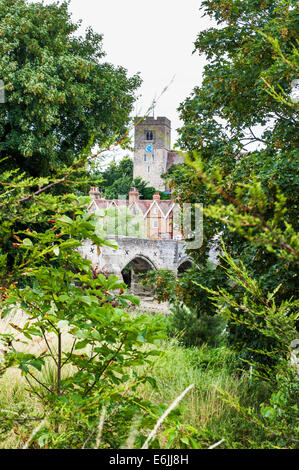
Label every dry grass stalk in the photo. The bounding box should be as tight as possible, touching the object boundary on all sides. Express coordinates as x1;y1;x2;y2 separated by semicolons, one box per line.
208;438;225;449
22;419;46;449
122;415;143;449
94;406;106;449
141;383;194;449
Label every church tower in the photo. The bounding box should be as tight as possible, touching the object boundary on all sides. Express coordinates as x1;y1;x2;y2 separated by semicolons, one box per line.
133;116;172;192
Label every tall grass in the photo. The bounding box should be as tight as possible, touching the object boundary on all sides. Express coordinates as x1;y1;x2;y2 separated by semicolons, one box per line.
0;310;270;448
0;309;76;448
138;339;271;448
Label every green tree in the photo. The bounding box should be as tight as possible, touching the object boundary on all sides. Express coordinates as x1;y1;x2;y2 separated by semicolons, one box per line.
162;0;299;366
97;158;134;190
0;0;141;177
0;163;168;448
104;174;133;199
132;176;157;200
91;156;168;200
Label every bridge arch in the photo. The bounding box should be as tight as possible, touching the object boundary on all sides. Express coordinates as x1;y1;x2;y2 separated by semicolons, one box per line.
120;254;157;273
121;255;157;295
177;257;193;275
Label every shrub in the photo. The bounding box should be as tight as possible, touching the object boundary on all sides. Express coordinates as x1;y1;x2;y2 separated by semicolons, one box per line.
0;166;167;448
166;302;226;348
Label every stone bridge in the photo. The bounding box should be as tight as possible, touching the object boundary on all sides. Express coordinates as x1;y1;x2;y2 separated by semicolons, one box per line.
79;236;193;294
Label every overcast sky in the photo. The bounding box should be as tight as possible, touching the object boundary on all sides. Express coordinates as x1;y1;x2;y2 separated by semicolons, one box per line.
30;0;215;157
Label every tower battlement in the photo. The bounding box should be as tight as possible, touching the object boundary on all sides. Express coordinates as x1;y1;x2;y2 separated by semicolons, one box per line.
134;116;171;125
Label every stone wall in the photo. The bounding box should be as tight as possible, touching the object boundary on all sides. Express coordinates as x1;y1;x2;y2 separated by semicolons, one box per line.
134;116;171;150
133;147;169;191
79;235;190;280
133;116;173;191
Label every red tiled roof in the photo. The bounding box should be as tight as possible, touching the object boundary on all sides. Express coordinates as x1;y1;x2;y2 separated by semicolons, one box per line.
91;196;176;218
156;200;174;216
110;200;129;207
93;199;110;209
133;200;152;214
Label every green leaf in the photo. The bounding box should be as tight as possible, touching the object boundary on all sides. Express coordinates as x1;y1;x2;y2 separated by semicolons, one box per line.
120;294;140;306
190;438;200;449
137;332;145;343
180;437;190;446
22;238;33;247
58;294;70;302
58;215;73;225
19;363;29;373
1;307;14;318
81;296;97;306
145;376;158;389
29;359;44;371
38;433;49;448
75;340;89;350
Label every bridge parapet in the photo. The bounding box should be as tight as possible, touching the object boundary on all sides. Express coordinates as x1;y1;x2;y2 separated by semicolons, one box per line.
79;235;190;279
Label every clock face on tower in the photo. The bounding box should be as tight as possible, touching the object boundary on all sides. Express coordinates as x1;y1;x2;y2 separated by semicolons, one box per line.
145;144;153;153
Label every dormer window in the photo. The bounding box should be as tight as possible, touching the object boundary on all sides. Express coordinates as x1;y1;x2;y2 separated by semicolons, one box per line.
146;131;153;141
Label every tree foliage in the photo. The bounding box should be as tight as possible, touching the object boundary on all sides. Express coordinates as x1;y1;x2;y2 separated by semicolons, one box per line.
150;0;299;446
0;0;141;176
0;1;174;448
91;156;171;200
161;0;299;365
0;157;169;448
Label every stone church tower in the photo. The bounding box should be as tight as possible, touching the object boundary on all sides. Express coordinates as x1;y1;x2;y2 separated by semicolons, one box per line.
133;116;183;192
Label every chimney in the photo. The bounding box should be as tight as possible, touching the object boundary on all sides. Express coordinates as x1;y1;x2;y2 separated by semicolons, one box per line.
153;191;160;201
89;186;102;200
129;187;140;203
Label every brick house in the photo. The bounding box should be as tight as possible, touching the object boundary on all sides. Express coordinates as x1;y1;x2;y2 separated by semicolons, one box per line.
88;186;183;240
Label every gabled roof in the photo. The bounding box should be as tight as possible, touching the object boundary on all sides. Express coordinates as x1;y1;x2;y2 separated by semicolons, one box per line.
89;196;178;220
158;200;176;217
92;199;110;210
109;199;129;208
132;200;152;215
143;199;176;219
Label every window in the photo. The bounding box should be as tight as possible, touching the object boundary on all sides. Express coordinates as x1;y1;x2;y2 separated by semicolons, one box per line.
154;208;158;214
147;166;150;173
146;131;153;141
152;154;155;162
153;219;158;228
144;154;147;161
